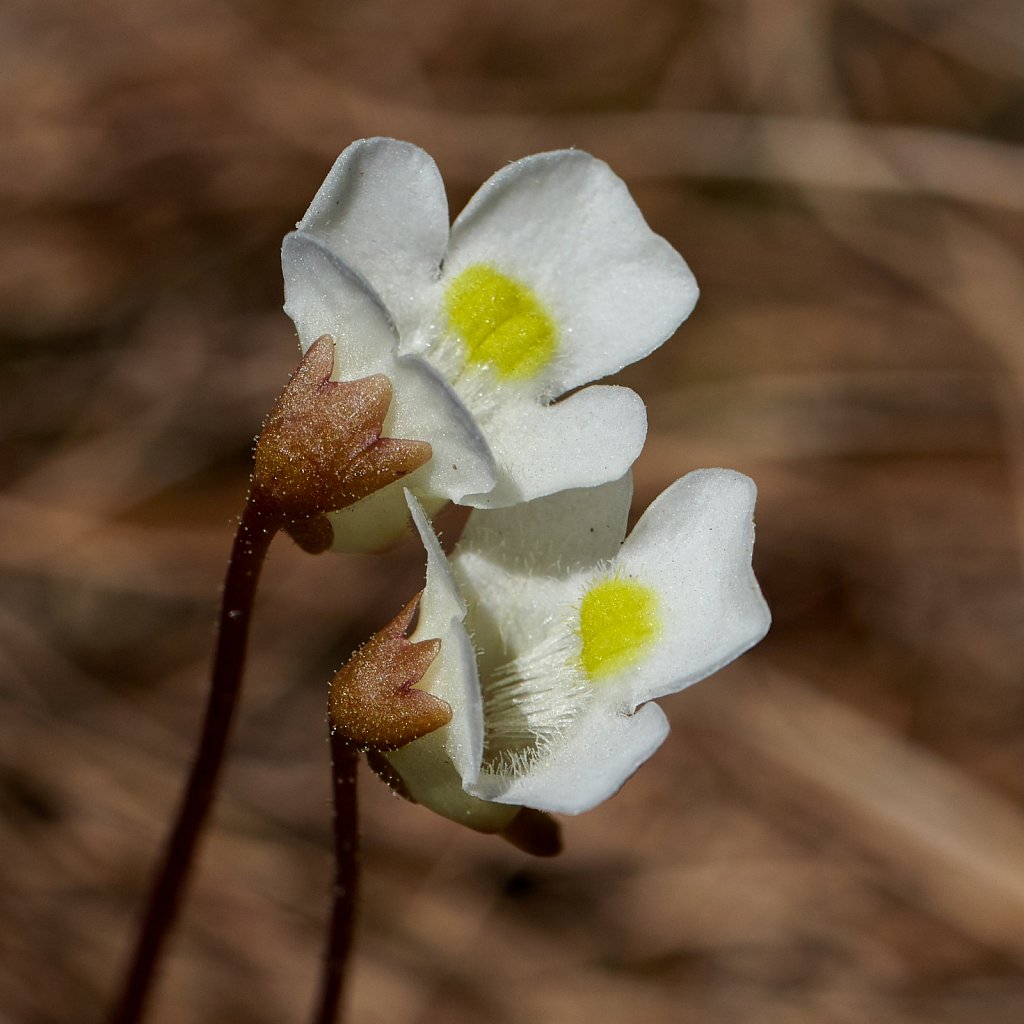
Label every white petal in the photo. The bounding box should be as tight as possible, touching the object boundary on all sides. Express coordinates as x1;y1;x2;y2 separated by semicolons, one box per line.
445;150;698;395
407;489;466;628
612;469;771;707
282;231;399;378
389;355;497;504
451;474;632;670
383;494;517;833
296;138;448;336
456;472;632;577
463;385;646;508
466;700;670;814
406;492;477;778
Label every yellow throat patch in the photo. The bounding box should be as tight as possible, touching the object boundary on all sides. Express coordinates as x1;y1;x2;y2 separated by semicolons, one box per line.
444;264;557;380
578;578;660;680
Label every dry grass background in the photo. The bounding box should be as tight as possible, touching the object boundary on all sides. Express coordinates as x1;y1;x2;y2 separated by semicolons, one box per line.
2;0;1024;1021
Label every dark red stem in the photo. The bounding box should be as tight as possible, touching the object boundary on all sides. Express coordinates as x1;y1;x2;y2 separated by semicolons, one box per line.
110;503;279;1024
311;731;360;1024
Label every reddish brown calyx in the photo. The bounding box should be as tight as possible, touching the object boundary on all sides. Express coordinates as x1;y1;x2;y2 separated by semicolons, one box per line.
251;335;432;553
329;593;452;752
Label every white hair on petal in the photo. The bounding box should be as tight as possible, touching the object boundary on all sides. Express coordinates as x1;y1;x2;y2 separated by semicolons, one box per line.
480;627;591;778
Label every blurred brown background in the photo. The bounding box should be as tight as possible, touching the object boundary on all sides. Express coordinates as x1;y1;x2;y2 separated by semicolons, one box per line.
3;0;1024;1021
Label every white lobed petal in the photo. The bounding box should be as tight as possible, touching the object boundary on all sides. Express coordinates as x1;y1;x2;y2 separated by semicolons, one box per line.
296;138;448;337
611;469;771;708
383;493;517;833
282;231;400;378
388;354;496;505
452;475;631;672
406;492;476;777
462;386;646;508
456;472;632;579
445;150;698;396
466;700;670;814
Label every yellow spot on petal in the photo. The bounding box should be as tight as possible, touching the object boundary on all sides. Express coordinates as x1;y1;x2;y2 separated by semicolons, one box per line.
578;578;659;680
444;264;557;380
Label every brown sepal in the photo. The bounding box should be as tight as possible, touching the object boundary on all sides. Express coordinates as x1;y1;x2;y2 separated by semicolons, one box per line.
330;592;452;751
251;335;432;544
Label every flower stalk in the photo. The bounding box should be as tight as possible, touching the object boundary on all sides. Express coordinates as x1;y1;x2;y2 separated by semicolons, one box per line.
110;337;431;1024
310;594;449;1024
311;730;360;1024
109;502;278;1024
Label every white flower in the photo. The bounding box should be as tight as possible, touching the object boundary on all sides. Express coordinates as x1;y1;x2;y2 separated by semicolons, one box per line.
282;138;698;551
387;470;770;830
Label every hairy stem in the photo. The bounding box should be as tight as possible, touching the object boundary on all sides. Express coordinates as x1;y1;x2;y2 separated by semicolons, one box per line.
311;731;360;1024
110;503;279;1024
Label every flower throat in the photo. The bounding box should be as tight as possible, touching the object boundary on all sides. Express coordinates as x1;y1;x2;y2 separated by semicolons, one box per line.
444;264;557;380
